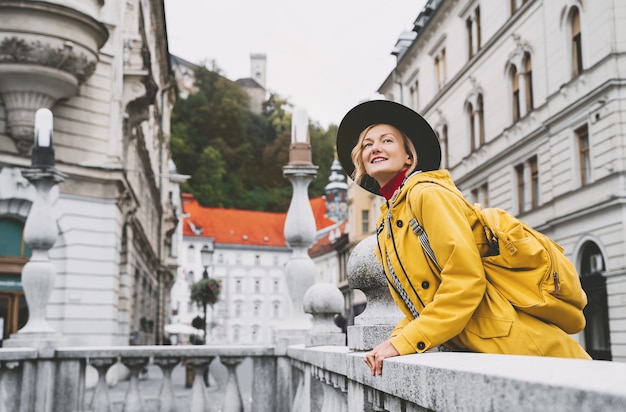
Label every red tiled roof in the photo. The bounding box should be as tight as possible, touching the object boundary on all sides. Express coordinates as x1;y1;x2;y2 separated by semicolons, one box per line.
182;193;336;247
309;221;349;258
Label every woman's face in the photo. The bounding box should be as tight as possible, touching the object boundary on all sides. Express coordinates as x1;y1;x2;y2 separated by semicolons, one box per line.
360;124;413;187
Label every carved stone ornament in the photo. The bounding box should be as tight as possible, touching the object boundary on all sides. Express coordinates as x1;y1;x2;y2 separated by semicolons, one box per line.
0;37;98;83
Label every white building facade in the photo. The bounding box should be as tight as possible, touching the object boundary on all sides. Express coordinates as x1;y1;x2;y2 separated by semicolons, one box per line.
171;195;293;345
0;0;178;347
377;0;626;361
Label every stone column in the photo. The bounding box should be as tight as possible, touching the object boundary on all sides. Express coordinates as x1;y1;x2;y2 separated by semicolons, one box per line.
345;235;404;351
281;107;318;331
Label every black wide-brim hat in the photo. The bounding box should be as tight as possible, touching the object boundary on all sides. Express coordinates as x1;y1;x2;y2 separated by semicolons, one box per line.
336;100;441;195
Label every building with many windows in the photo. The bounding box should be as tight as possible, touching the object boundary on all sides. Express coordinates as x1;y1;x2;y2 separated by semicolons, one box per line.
0;0;178;347
376;0;626;361
172;193;337;344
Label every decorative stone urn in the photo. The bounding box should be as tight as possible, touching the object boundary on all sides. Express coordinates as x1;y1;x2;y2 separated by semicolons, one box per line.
0;0;108;153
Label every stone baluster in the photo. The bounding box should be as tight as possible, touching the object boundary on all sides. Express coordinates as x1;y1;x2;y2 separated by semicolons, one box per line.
153;357;181;412
89;357;118;412
7;167;66;342
119;357;150;412
251;356;276;412
303;283;345;347
184;357;213;412
346;235;404;351
220;356;245;412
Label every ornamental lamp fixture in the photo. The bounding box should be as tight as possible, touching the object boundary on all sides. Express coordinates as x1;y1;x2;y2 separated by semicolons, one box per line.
200;243;214;278
31;108;55;169
288;107;312;165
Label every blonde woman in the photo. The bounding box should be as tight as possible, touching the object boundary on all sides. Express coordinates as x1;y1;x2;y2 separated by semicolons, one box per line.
336;100;590;377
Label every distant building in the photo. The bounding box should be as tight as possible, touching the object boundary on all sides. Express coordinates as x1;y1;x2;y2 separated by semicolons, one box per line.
171;52;267;114
173;193;336;344
236;53;267;114
0;1;178;346
170;54;199;99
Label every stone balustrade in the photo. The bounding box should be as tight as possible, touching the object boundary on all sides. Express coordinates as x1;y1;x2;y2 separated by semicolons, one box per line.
2;234;626;411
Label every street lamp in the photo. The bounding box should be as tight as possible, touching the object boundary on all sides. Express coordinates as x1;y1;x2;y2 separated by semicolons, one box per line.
199;243;214;387
7;108;67;346
200;243;214;342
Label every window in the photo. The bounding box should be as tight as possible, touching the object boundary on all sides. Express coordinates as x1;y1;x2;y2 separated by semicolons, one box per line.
361;210;370;234
434;47;447;89
0;219;31;258
576;125;591;186
235;278;242;293
254;278;261;293
467;94;485;152
233;325;240;342
217;253;224;264
515;163;525;213
253;301;261;317
187;245;194;263
254;254;260;265
570;8;583;77
234;301;242;317
529;156;539;208
410;79;419;111
511;65;521;122
273;301;280;319
467;102;476;151
515;156;539;212
523;54;534;112
471;183;489;207
273;279;280;293
466;6;481;59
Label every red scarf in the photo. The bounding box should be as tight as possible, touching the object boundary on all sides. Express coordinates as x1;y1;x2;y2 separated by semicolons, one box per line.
379;169;408;201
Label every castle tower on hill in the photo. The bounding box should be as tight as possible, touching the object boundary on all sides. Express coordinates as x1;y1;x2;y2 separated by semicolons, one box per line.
250;53;267;89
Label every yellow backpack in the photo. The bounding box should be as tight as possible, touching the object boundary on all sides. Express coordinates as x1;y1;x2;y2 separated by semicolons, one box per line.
409;201;588;334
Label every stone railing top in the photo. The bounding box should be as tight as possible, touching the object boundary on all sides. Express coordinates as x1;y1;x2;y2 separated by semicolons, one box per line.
54;344;276;359
288;345;626;412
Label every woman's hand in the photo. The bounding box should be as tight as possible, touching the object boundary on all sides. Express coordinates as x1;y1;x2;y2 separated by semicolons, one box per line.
364;340;400;376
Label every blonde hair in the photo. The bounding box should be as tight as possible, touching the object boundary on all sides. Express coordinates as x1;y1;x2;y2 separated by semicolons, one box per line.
350;124;419;185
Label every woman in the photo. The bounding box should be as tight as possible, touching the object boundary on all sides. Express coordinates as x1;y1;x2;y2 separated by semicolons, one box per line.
335;100;591;377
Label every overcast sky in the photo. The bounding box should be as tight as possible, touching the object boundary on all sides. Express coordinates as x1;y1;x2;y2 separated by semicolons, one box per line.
164;0;427;127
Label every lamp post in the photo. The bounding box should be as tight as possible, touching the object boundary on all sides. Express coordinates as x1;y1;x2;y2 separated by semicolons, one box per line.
282;107;318;330
200;243;214;343
6;108;67;348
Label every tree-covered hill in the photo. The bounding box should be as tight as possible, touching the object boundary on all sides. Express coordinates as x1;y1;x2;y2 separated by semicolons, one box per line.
171;64;337;212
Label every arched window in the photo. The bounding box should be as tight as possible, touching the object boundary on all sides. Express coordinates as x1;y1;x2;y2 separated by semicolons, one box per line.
510;65;520;122
523;53;534;112
579;241;611;360
467;102;476;151
570;7;583;77
476;94;485;147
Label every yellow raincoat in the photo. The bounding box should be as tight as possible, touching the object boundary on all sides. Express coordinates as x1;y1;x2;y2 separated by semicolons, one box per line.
376;170;590;359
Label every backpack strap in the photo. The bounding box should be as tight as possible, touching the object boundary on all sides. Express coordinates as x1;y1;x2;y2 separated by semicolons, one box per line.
408;218;442;273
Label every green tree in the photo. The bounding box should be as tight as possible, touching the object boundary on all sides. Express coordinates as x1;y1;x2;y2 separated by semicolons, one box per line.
171;63;338;212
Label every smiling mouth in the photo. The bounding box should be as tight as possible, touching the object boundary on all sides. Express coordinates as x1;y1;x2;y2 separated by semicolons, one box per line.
371;157;386;163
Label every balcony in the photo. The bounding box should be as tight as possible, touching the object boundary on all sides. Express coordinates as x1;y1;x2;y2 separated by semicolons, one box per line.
0;0;108;153
1;236;626;411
